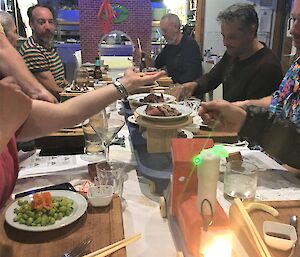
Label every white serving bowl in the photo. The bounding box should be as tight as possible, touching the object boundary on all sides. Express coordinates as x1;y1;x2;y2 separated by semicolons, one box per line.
87;185;113;207
263;221;297;251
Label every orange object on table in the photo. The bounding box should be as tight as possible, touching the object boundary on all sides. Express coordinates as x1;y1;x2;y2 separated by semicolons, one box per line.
170;138;229;257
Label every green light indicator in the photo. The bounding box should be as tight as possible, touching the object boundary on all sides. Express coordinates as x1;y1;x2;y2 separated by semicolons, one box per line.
193;155;202;166
211;145;229;158
193;145;228;166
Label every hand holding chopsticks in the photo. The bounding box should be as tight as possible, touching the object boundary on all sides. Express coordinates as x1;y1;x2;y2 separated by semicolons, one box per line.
82;233;141;257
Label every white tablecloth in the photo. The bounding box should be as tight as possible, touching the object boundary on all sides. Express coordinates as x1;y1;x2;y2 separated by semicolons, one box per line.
14;101;300;257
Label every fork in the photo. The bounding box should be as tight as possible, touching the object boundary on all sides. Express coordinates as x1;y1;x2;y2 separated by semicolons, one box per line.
62;237;92;257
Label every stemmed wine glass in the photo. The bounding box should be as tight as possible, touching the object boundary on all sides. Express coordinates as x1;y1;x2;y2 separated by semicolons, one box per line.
91;117;125;162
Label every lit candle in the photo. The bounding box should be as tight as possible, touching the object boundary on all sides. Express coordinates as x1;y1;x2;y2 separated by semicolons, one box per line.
197;147;221;215
200;231;232;257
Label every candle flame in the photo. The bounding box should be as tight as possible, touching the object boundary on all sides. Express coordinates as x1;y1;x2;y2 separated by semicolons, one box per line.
202;234;232;257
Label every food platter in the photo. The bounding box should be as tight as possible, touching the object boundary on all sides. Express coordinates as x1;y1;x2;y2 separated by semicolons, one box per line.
135;103;192;121
5;190;87;232
127;93;176;105
65;86;94;93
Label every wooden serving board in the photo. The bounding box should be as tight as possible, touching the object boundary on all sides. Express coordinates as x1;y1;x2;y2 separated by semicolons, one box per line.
0;196;126;257
229;200;300;257
193;130;238;143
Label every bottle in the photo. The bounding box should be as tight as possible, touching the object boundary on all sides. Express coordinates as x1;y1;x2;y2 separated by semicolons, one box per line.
139;52;147;72
94;56;102;83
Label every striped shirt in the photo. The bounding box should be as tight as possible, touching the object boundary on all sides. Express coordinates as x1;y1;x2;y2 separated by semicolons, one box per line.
19;36;65;88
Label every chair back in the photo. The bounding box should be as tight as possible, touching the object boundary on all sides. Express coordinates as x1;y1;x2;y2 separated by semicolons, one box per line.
73;50;82;68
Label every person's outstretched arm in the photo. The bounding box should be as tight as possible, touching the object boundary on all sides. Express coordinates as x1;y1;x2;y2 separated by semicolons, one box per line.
0;32;57;103
18;69;166;140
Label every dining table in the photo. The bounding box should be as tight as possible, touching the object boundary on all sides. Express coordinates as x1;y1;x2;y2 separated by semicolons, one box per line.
1;70;300;257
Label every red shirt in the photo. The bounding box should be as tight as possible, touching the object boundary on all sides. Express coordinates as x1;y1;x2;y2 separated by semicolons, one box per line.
0;136;19;208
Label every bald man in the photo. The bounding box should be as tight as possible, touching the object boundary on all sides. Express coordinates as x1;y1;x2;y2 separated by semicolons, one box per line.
155;13;202;84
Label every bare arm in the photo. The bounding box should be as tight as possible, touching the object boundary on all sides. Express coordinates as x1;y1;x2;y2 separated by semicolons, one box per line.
34;71;64;93
18;69;166;141
0;33;57;103
0;77;32;152
232;96;272;109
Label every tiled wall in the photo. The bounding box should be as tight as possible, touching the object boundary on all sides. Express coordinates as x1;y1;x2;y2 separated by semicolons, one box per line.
79;0;152;63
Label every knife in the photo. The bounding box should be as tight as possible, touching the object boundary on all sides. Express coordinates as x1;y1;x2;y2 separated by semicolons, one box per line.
14;182;76;199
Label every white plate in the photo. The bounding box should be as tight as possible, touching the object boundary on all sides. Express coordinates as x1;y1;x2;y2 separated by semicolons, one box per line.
65;86;94;93
135;103;192;121
127;115;137;124
5;190;88;232
127;93;176;105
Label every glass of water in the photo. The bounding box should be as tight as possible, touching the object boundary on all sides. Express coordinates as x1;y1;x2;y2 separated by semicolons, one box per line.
224;160;258;200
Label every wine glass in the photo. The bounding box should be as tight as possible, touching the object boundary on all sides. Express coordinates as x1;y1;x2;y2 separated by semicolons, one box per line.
92;118;125;162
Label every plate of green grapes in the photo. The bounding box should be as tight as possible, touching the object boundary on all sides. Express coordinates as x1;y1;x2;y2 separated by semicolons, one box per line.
5;190;88;232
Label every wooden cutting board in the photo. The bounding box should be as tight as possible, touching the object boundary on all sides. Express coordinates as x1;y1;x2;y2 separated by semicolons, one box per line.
193;130;238;143
229;200;300;257
0;196;125;257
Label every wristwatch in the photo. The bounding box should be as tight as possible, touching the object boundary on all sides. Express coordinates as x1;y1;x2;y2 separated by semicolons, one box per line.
113;81;129;98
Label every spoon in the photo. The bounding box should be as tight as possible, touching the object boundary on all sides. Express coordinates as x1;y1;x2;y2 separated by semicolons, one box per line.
290;215;298;232
288;215;298;257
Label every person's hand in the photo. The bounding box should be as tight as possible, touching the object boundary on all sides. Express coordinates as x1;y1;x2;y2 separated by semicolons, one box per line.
119;68;166;92
33;89;58;103
167;83;193;101
198;100;247;132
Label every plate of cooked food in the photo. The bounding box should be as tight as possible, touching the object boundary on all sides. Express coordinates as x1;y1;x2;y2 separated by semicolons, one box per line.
65;85;94;93
135;103;192;121
128;93;176;104
5;190;87;232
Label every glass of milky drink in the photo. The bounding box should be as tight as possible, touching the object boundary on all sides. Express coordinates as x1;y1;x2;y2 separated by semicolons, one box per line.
224;160;258;200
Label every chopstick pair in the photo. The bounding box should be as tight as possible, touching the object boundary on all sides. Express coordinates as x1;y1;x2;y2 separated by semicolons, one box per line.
83;233;141;257
234;198;272;257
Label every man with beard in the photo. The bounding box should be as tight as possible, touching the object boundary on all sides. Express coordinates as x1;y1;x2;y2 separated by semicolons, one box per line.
154;13;202;84
19;4;65;99
0;12;57;103
174;4;283;102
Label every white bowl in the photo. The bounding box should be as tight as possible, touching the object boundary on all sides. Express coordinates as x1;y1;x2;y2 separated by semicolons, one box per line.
87;185;113;207
263;221;297;251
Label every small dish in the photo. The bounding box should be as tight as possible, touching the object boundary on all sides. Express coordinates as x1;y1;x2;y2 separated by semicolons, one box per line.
263;221;297;251
87;185;113;207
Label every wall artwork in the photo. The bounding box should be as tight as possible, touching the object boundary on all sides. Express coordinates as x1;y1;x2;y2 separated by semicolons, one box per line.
112;4;129;24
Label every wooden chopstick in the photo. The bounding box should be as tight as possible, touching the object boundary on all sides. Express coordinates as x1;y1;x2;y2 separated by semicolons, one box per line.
137;38;142;53
234;199;272;257
83;233;141;257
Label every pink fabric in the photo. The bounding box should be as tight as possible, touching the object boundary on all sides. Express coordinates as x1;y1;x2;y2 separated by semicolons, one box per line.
0;136;19;208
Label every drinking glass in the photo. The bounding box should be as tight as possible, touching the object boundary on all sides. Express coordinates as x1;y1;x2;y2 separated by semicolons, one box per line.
224;160;258;200
92;118;125;162
95;163;125;197
74;67;90;88
81;113;106;162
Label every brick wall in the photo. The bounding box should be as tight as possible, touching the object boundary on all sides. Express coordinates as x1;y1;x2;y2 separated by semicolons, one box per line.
79;0;152;63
